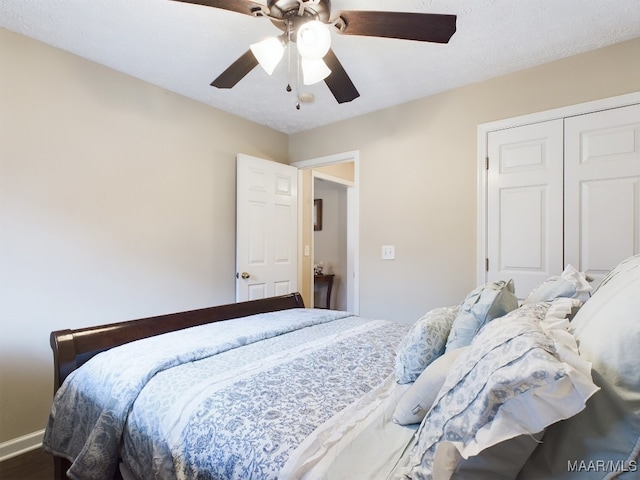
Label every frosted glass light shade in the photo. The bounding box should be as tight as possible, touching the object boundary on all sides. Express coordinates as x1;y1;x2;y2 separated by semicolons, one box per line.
297;20;331;60
250;37;285;75
301;57;331;85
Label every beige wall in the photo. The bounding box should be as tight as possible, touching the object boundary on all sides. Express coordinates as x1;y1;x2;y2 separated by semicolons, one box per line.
0;28;288;446
314;162;355;182
299;169;313;307
289;38;640;324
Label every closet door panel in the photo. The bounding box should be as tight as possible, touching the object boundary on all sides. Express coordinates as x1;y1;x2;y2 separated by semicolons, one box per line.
579;179;638;271
565;103;640;287
487;119;564;299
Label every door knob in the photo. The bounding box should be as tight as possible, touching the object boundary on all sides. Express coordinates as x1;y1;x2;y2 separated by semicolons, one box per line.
240;272;250;279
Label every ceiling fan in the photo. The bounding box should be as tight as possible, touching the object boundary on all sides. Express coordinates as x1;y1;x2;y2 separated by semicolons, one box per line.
171;0;457;104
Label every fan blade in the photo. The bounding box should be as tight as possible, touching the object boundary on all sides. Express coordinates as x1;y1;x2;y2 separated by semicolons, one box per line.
335;11;456;43
170;0;267;17
323;49;359;104
211;50;259;88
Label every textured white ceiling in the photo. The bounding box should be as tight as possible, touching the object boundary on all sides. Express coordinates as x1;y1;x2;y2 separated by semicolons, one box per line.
2;0;639;134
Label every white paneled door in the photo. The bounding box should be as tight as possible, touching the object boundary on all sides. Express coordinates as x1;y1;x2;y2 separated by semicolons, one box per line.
236;154;298;302
487;119;564;299
564;103;640;287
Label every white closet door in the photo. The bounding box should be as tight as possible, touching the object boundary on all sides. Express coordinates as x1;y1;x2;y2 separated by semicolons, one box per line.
565;103;640;287
487;119;564;299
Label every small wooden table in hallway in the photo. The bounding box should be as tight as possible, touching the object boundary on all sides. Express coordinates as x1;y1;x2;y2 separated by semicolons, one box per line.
314;274;335;309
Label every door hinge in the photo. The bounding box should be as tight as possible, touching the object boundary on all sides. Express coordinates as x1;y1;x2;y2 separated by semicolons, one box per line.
486;258;489;271
485;157;489;170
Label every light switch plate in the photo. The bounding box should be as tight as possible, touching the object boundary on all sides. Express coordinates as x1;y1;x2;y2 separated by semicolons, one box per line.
382;245;395;260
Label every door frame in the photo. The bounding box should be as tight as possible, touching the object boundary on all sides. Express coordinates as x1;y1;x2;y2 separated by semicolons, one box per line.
476;91;640;287
292;150;360;314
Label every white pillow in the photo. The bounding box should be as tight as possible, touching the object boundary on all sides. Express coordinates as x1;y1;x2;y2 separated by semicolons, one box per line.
445;280;518;351
393;347;468;425
394;306;458;384
404;302;599;479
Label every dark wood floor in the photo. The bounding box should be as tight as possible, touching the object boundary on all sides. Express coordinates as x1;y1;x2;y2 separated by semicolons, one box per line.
0;448;53;480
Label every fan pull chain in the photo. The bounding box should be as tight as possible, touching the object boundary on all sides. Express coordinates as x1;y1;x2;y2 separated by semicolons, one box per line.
296;51;301;110
283;18;301;110
285;19;293;94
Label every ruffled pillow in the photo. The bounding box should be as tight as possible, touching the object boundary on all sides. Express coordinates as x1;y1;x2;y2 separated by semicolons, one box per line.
404;300;599;479
519;254;640;478
524;264;592;304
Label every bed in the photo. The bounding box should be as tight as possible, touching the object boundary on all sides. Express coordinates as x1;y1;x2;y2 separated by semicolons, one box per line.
43;256;640;479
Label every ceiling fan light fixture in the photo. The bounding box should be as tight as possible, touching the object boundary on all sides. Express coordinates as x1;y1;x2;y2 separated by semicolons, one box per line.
297;20;331;60
301;57;331;85
250;36;285;75
176;0;456;104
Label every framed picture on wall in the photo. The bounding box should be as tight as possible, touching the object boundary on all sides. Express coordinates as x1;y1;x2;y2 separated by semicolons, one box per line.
314;199;323;231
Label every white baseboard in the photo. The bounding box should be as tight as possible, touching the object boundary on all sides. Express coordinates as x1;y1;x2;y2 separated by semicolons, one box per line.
0;429;44;462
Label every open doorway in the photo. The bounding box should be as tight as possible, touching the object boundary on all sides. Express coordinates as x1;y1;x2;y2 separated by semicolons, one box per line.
293;151;359;313
313;177;348;310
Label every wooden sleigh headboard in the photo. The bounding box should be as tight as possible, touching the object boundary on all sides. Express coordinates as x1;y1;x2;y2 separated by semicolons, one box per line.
49;293;305;393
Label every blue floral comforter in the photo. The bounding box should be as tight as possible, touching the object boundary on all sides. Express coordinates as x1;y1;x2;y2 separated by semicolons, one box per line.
43;308;408;480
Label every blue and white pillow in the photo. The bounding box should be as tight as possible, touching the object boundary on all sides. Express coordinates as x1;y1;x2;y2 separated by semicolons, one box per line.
394;306;459;384
445;280;518;351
